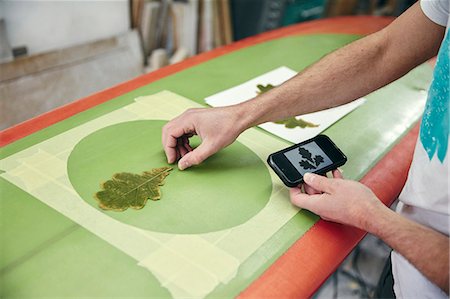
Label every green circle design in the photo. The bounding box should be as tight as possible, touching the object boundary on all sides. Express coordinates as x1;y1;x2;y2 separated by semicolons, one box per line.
67;120;272;234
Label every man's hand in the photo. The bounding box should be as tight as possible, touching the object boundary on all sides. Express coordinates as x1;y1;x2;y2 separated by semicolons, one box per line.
291;170;450;293
162;106;247;170
290;170;384;230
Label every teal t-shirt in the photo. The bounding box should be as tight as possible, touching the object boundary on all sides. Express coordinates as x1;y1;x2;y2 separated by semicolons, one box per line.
420;27;449;162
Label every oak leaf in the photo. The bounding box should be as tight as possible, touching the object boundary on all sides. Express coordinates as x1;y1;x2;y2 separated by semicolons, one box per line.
298;147;313;163
256;84;275;94
94;167;172;211
256;83;319;129
314;155;324;166
299;160;316;170
274;117;318;129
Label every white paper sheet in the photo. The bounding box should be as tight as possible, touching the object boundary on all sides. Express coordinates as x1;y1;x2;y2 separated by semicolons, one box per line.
205;66;366;143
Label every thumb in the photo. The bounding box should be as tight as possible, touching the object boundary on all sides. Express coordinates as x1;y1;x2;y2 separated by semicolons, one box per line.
303;172;336;194
178;140;216;170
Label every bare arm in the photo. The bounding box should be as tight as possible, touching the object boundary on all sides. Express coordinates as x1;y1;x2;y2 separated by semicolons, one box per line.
291;171;449;294
372;205;449;293
239;2;445;126
162;3;444;169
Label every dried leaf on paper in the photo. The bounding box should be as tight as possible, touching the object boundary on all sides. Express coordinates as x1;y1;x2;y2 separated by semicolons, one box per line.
274;117;319;129
256;83;319;129
256;84;275;94
94;166;172;212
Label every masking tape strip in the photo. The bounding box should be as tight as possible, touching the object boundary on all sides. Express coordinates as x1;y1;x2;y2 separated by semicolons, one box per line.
0;91;298;298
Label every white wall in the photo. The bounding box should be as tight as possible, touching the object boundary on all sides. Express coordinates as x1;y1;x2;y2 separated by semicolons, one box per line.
0;1;5;19
1;0;130;55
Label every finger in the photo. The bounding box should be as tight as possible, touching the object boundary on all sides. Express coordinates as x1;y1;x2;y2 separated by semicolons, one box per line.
303;172;337;194
332;169;344;179
164;137;178;164
178;145;188;157
178;139;217;170
177;138;189;157
175;145;181;162
162;123;192;164
182;136;193;152
162;131;181;164
290;185;303;196
289;188;324;212
304;183;322;195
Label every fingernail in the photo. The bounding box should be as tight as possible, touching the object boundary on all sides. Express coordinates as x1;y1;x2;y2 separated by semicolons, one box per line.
304;172;314;183
178;160;190;171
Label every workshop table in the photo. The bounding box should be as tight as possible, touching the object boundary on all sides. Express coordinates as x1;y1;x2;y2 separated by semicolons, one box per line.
0;16;433;298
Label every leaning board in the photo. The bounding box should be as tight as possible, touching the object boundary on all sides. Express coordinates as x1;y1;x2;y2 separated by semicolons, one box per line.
0;33;433;298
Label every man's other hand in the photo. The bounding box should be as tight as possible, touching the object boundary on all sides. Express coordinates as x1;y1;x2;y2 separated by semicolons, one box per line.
290;169;384;230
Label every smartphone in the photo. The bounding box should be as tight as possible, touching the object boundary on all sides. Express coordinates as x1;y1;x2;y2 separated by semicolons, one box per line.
267;135;347;187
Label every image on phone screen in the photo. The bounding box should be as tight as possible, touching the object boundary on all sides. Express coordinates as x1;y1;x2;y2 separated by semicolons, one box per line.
283;141;333;176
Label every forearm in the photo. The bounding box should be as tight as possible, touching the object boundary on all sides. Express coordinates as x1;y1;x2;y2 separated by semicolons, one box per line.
234;3;444;130
238;30;392;127
367;205;449;293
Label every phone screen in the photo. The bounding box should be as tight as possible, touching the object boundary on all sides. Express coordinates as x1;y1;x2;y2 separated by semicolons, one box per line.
283;141;334;176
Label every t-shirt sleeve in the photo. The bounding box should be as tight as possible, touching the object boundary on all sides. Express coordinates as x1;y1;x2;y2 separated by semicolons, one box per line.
420;0;449;26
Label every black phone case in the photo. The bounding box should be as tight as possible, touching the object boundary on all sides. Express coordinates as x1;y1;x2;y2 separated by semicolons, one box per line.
267;135;347;187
